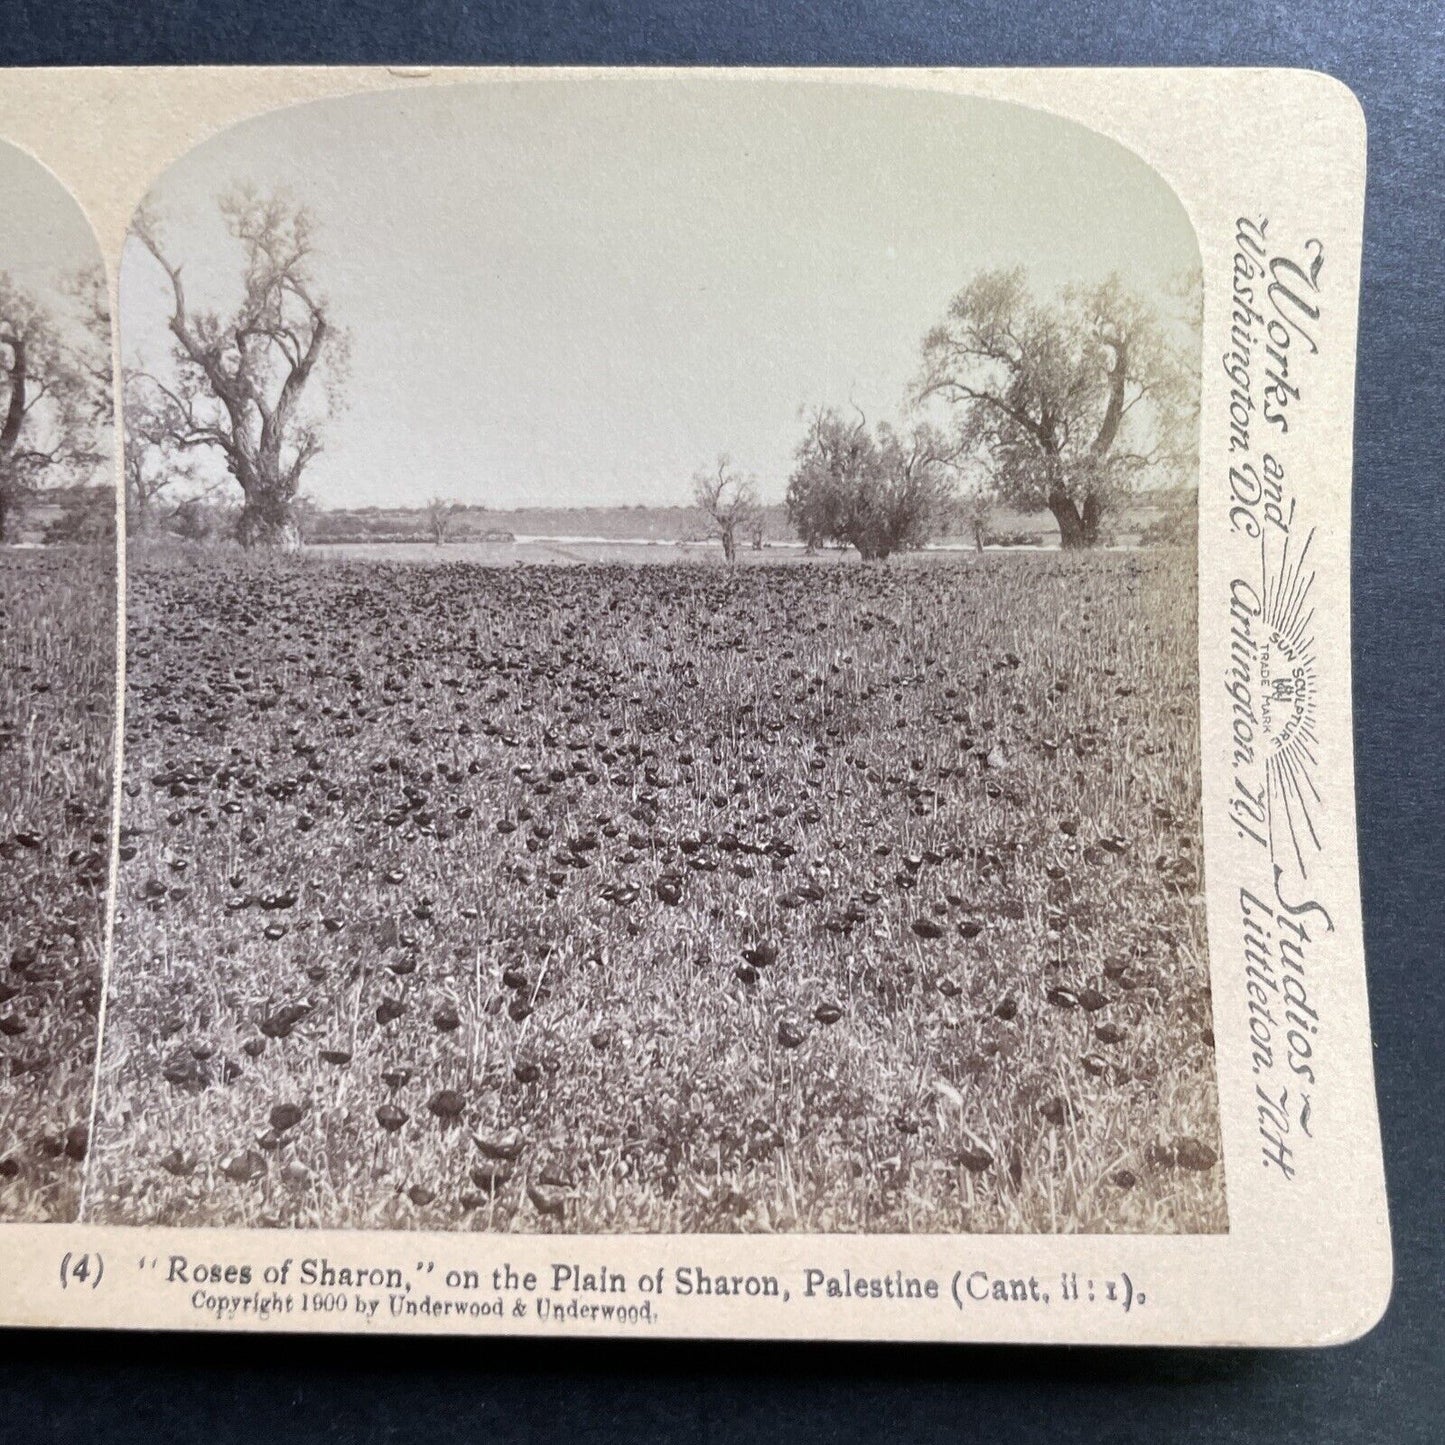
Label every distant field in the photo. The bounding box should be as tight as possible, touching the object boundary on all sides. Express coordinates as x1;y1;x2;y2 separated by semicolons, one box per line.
92;547;1222;1234
0;547;115;1220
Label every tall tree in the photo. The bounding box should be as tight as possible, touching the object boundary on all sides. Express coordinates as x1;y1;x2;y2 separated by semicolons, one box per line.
0;274;102;542
691;455;759;564
916;269;1195;549
786;408;878;555
874;421;960;554
132;187;345;547
786;409;957;561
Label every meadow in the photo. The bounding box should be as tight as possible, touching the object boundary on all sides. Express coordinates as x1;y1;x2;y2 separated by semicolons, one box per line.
0;547;115;1220
89;546;1224;1234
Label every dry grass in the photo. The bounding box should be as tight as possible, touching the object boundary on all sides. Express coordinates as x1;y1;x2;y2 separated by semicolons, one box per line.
89;546;1224;1234
0;547;115;1220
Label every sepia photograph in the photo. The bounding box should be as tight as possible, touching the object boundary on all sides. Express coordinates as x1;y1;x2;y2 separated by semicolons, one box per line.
0;139;115;1220
88;78;1223;1235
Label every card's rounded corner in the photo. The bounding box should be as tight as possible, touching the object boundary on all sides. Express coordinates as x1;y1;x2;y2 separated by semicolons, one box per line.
1307;1242;1395;1348
1285;67;1368;148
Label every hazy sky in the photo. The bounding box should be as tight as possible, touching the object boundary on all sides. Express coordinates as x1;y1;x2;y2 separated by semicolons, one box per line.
121;80;1199;510
0;140;102;318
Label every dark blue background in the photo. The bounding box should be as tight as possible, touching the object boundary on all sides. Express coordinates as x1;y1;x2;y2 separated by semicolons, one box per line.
2;3;1441;1440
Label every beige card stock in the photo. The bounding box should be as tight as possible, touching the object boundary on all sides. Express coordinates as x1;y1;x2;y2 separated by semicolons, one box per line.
0;67;1388;1344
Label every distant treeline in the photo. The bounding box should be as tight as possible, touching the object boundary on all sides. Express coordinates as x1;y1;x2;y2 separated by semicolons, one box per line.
298;494;1192;549
1;487;1196;551
303;503;796;546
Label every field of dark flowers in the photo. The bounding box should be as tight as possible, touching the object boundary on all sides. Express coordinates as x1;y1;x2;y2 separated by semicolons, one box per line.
0;548;115;1220
89;547;1224;1234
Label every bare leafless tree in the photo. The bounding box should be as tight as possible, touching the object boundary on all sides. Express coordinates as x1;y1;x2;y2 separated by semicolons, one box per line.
122;377;202;533
131;186;346;548
964;483;992;553
691;455;759;565
424;496;461;545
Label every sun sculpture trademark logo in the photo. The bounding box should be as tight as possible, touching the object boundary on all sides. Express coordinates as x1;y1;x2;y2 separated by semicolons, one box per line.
1258;528;1321;879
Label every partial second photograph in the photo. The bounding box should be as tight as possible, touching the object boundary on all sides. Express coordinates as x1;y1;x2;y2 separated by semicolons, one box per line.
89;78;1221;1234
0;141;115;1220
